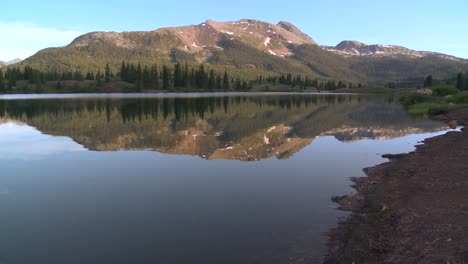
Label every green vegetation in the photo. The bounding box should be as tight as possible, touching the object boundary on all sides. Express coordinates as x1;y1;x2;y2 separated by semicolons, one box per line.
0;63;363;94
431;85;459;96
400;73;468;115
406;102;449;115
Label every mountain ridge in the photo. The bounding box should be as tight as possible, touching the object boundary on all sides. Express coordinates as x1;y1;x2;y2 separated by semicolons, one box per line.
16;19;468;86
325;40;464;61
0;58;22;67
68;19;316;58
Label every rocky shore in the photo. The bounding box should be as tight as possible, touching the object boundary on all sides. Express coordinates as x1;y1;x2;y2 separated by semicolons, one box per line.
325;107;468;263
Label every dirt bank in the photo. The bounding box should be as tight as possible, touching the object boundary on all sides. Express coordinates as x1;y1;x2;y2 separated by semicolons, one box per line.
325;107;468;263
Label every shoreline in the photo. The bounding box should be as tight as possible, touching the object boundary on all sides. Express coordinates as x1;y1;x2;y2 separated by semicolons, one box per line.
0;91;362;100
325;107;468;263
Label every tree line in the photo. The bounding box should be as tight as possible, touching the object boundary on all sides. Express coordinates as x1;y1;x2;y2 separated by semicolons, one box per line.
0;62;361;93
256;74;361;90
118;62;246;91
421;73;468;90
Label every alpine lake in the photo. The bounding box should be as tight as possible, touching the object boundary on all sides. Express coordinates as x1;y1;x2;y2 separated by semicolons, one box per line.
0;93;456;264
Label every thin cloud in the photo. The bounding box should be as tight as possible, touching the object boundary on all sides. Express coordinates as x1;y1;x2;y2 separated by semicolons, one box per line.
0;21;82;61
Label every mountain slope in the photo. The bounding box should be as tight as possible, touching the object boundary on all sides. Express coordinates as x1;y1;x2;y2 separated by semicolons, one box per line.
18;19;468;86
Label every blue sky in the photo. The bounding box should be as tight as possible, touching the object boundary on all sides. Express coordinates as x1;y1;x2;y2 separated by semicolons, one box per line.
1;0;467;60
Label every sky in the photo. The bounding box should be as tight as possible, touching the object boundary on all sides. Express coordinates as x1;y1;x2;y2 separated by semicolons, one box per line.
1;0;467;61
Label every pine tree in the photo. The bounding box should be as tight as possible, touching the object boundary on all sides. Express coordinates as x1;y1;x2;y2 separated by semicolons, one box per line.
456;73;463;90
173;63;183;87
190;68;196;88
286;73;292;85
74;70;83;81
304;76;311;89
96;70;103;86
105;64;111;82
183;62;190;87
143;66;152;88
151;64;159;90
162;65;170;90
120;62;126;81
196;64;206;89
465;73;468;91
56;81;63;90
423;74;433;88
0;69;5;93
208;70;216;91
241;81;248;91
136;63;143;91
223;70;229;90
85;71;94;80
235;78;242;91
216;73;222;90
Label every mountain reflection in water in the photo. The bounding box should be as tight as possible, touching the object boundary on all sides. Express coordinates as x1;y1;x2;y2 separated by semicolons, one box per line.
0;94;447;161
0;94;455;264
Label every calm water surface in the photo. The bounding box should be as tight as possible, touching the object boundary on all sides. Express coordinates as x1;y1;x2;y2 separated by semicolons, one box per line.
0;94;454;264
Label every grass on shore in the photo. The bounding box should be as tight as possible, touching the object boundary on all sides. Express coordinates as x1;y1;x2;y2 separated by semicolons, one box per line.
400;85;468;115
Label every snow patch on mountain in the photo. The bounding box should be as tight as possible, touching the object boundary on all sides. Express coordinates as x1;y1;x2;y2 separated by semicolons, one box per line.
323;40;445;58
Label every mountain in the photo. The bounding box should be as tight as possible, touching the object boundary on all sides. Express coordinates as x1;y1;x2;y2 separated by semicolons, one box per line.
325;40;460;59
0;58;22;68
8;58;22;65
18;19;468;86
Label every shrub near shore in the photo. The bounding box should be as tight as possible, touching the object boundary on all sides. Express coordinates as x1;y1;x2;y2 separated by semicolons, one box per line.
400;85;468;115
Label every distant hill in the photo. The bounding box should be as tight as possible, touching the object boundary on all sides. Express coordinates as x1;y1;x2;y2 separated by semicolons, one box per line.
17;19;468;86
0;58;22;68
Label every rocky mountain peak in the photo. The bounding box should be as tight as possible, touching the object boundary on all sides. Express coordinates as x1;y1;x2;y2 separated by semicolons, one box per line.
277;21;316;44
0;58;22;67
325;40;428;58
335;40;366;49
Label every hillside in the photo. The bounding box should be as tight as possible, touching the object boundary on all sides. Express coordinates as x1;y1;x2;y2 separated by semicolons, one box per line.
18;19;468;86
